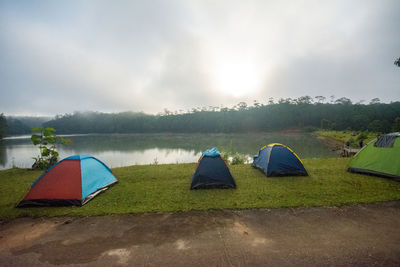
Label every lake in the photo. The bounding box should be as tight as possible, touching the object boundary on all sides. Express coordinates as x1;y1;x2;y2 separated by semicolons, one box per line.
0;132;336;170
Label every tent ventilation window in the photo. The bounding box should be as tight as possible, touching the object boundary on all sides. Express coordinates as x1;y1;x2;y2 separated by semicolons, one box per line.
374;133;400;148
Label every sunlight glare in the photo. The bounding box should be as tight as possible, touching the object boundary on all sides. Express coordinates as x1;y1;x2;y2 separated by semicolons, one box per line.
213;60;261;97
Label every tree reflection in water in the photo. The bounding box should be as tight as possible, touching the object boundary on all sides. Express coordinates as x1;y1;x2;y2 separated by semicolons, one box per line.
0;132;336;169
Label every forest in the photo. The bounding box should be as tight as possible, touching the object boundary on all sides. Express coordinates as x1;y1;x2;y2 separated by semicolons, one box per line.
0;114;6;139
1;97;400;137
1;116;51;136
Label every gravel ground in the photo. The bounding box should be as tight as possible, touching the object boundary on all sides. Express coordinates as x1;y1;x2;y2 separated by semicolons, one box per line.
1;201;400;266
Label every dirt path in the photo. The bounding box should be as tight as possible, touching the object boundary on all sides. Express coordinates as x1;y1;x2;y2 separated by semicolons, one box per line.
1;201;400;266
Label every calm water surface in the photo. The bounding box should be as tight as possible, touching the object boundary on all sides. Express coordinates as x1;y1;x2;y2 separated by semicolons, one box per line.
0;132;336;170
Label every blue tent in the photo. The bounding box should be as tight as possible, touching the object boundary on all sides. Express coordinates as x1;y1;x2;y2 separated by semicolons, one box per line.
18;155;118;207
253;143;308;177
190;148;236;189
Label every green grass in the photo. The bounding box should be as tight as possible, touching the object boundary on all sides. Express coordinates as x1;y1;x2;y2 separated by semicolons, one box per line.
315;130;377;145
1;158;400;219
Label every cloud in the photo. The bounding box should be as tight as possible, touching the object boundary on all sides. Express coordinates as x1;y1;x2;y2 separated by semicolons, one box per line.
0;0;399;115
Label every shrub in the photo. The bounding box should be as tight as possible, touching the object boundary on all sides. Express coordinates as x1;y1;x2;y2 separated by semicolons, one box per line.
347;137;358;148
231;153;245;165
220;150;246;165
31;127;71;170
357;132;368;141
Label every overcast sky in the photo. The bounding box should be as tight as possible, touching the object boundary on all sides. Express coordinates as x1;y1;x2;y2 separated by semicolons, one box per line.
1;0;399;116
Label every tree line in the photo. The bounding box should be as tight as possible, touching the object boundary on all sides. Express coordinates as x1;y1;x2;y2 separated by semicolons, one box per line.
44;98;400;134
0;116;51;138
0;114;6;139
1;97;400;137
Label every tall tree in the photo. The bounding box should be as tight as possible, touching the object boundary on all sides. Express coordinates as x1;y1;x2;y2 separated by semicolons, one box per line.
0;113;6;139
369;98;380;104
314;96;326;103
395;57;400;67
335;97;352;105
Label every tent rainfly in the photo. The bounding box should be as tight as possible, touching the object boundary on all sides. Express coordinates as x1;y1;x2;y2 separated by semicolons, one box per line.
253;143;308;177
17;155;118;207
348;132;400;181
190;148;236;189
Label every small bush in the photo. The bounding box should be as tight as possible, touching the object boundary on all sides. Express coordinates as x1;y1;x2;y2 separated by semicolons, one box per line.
31;127;71;170
220;151;246;165
220;151;230;161
357;132;368;141
231;153;245;165
347;137;358;148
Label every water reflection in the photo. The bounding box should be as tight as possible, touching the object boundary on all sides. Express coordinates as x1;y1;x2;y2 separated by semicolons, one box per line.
0;133;336;169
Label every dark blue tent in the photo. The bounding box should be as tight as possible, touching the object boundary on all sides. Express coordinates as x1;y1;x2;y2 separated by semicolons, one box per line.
253;143;308;177
191;148;236;189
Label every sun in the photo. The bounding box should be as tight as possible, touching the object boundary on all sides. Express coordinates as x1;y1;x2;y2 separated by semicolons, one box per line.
213;59;261;97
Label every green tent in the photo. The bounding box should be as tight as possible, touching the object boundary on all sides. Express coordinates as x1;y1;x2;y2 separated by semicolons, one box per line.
348;132;400;181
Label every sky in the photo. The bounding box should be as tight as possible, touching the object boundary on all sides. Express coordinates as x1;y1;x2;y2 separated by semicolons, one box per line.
1;0;399;116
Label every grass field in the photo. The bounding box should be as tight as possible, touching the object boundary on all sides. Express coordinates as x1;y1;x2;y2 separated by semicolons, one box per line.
1;158;400;219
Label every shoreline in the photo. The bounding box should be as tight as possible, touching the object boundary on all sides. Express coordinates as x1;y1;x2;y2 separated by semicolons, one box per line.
313;132;344;156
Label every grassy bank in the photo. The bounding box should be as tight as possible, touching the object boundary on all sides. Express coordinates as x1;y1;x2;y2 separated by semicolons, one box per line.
315;130;377;146
1;158;400;219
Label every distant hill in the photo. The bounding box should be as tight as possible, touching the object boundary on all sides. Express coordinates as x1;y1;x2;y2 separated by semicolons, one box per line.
5;116;52;136
4;98;400;136
43;100;400;134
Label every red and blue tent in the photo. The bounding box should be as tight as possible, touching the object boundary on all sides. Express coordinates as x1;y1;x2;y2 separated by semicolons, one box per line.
17;155;118;207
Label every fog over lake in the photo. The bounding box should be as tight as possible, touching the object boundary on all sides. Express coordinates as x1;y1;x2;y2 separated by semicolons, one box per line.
0;132;336;170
